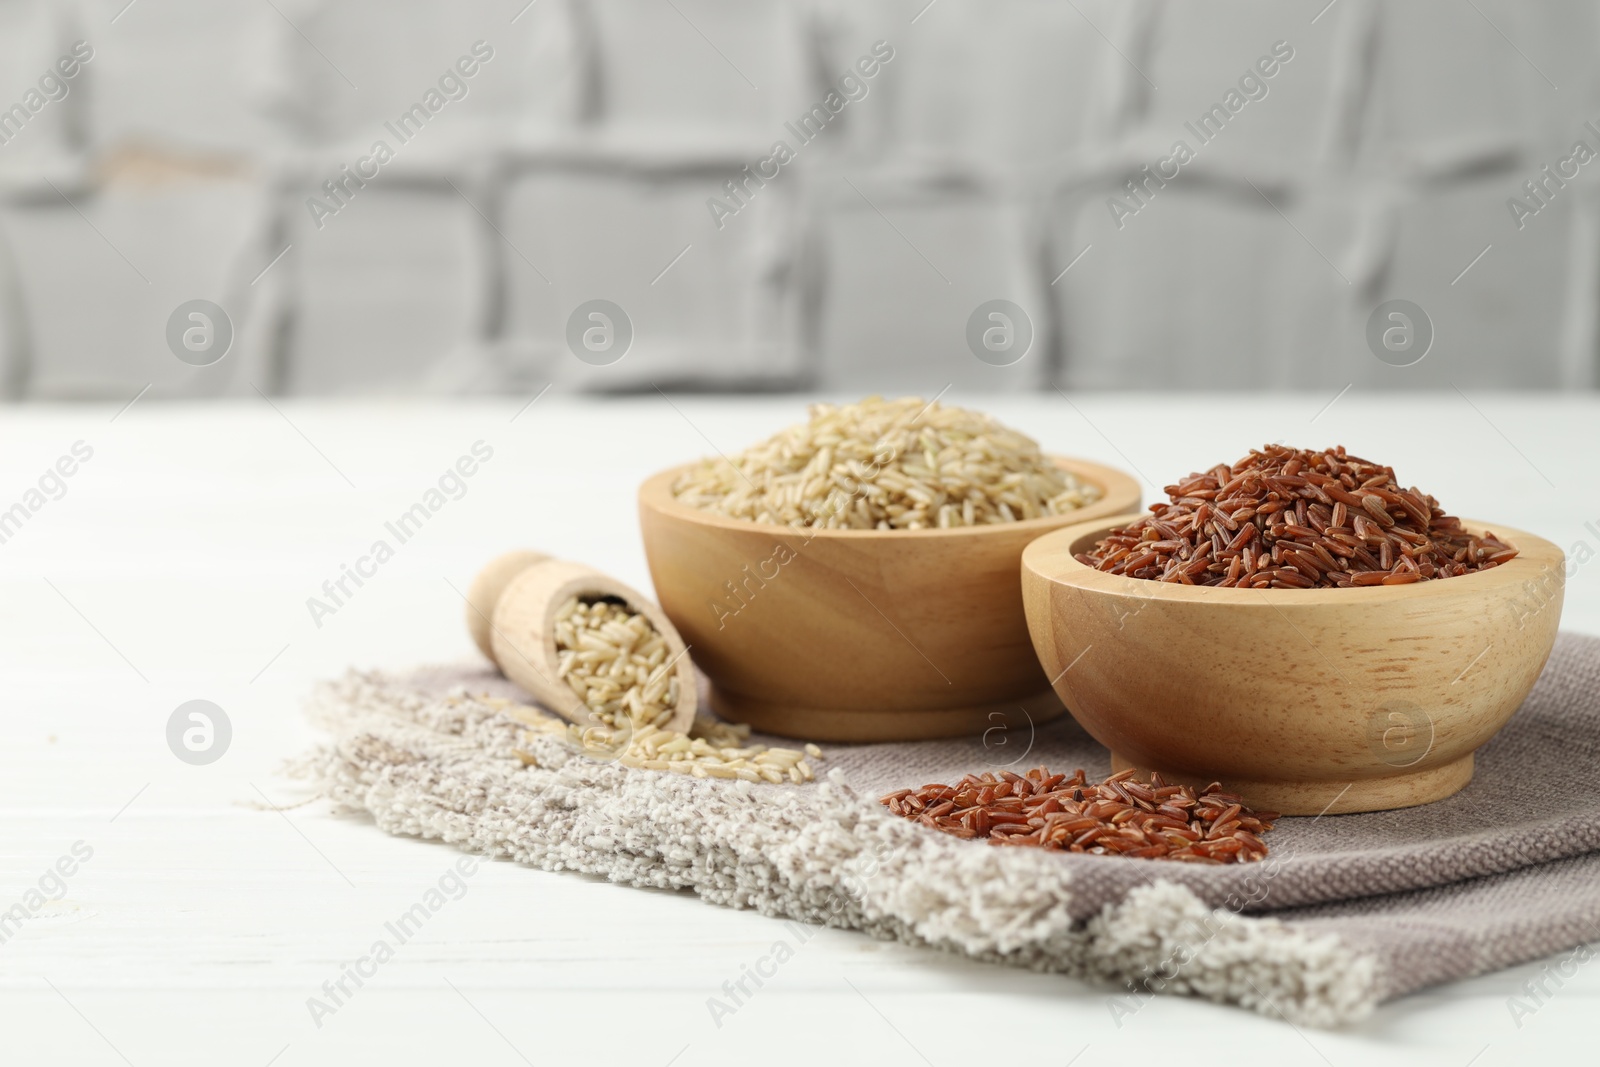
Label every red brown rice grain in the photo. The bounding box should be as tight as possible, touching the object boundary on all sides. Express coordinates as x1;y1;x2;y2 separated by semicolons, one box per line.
1076;444;1516;588
880;767;1279;863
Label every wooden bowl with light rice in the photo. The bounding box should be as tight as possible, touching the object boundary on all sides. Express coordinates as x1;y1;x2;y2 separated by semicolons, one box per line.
636;398;1141;742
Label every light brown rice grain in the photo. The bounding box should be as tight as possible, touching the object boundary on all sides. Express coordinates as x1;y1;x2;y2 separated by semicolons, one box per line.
671;396;1101;530
501;596;826;783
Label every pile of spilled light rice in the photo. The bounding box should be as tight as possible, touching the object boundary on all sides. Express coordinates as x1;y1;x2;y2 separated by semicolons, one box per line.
503;596;821;784
671;395;1102;530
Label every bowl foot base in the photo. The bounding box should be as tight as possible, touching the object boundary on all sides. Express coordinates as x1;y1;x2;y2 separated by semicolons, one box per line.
711;685;1066;743
1108;752;1475;815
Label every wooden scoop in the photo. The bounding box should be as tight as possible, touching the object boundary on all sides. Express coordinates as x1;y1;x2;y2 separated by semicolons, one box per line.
472;553;697;734
464;549;551;661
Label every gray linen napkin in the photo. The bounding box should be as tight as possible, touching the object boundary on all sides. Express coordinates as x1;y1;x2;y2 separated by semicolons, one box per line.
298;632;1600;1026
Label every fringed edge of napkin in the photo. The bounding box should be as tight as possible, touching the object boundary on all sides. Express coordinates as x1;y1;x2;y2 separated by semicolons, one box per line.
291;668;1381;1027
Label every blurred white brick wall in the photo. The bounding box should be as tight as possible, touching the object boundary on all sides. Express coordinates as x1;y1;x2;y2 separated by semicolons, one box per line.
0;0;1596;398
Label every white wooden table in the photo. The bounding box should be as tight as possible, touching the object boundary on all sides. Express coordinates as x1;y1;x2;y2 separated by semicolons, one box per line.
2;393;1596;1066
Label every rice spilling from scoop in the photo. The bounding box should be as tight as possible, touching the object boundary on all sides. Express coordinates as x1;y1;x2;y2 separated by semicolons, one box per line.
670;396;1102;530
514;707;822;784
536;596;820;783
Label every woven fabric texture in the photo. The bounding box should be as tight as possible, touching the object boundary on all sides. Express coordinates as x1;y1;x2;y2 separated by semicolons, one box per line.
299;632;1600;1025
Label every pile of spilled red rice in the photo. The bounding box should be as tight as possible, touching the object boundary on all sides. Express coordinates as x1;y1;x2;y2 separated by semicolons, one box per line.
1078;443;1517;588
880;767;1278;864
